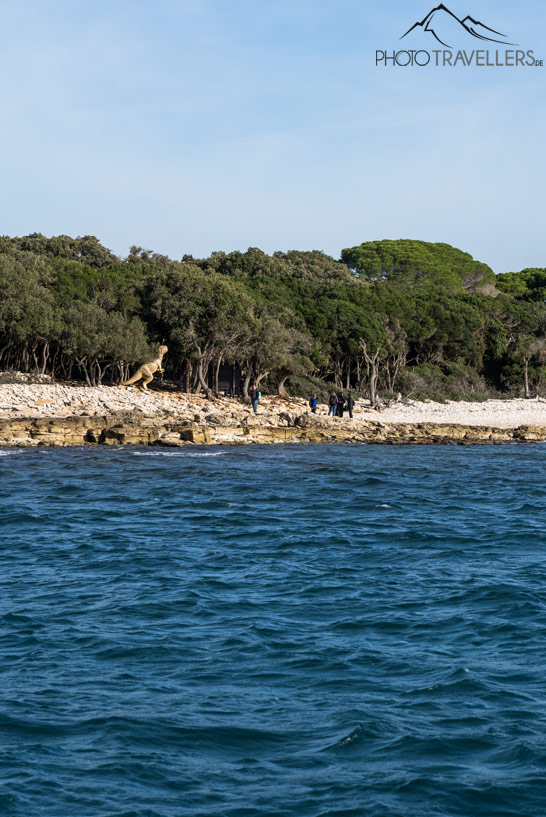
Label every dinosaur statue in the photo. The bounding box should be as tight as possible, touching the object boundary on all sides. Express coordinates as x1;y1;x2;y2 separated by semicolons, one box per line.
120;345;168;390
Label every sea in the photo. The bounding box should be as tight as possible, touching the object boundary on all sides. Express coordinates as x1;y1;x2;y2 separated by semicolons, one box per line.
1;443;546;817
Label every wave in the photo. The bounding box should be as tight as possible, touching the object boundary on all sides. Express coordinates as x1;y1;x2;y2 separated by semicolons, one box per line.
131;450;228;457
3;444;546;817
323;725;364;751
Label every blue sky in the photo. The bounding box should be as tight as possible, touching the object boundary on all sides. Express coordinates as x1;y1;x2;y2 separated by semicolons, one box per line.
0;0;544;272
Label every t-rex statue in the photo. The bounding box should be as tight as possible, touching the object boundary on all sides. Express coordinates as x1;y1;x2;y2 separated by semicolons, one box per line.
120;345;168;390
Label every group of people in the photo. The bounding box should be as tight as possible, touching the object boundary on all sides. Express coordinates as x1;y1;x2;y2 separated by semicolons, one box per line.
224;385;357;418
309;392;356;418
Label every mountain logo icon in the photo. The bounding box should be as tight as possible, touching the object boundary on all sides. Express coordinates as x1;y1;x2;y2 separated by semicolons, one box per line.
401;4;517;48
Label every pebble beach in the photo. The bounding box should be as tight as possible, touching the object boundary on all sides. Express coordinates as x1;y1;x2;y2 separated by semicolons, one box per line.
1;383;546;430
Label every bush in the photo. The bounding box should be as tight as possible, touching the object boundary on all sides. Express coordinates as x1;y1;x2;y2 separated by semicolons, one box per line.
284;374;333;403
396;363;496;402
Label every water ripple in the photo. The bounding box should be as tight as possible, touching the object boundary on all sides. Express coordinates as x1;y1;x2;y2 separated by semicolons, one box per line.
1;443;546;816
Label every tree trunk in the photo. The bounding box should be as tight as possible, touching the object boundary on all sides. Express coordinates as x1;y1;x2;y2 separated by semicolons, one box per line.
524;358;531;398
355;357;363;390
76;358;92;387
255;371;269;389
385;363;394;393
191;368;199;393
118;362;128;383
345;357;351;390
214;357;222;394
41;342;50;374
385;352;405;393
334;356;342;388
31;345;40;372
184;360;192;393
0;343;11;366
243;367;252;401
278;376;289;398
369;365;378;406
197;357;214;400
50;347;59;380
359;340;381;407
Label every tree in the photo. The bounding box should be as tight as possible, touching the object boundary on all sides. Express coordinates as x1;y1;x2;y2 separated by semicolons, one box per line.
341;239;495;292
61;303;150;385
0;251;58;373
496;268;546;302
145;263;256;397
359;339;381;406
0;232;544;403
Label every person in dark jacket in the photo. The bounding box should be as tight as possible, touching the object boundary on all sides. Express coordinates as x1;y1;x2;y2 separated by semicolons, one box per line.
336;393;346;418
309;394;318;413
328;392;337;416
347;392;355;419
250;386;260;414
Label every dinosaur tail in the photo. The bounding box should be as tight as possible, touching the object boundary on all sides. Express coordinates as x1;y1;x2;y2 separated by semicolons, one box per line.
119;371;141;387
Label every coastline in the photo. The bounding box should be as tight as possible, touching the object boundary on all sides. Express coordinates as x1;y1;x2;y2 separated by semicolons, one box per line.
1;384;546;447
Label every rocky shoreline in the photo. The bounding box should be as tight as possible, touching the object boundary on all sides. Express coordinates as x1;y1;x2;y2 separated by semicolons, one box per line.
1;384;546;447
1;411;546;448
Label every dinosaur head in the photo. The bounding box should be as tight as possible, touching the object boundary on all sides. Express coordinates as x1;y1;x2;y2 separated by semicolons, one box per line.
158;345;168;357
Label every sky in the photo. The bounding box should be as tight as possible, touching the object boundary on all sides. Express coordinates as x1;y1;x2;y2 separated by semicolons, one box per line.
0;0;544;272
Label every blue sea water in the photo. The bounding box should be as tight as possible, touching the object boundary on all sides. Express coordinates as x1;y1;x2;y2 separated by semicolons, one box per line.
1;443;546;817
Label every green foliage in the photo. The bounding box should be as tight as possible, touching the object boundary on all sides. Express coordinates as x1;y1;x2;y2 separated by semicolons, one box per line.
341;239;495;292
0;251;57;346
396;362;492;402
283;374;333;402
144;262;257;359
13;233;117;267
0;234;544;400
61;302;150;363
496;268;546;302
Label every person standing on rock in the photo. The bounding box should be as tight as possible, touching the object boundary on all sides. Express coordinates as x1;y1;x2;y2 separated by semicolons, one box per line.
328;391;338;417
347;392;355;419
309;394;317;414
251;385;260;415
336;393;346;418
